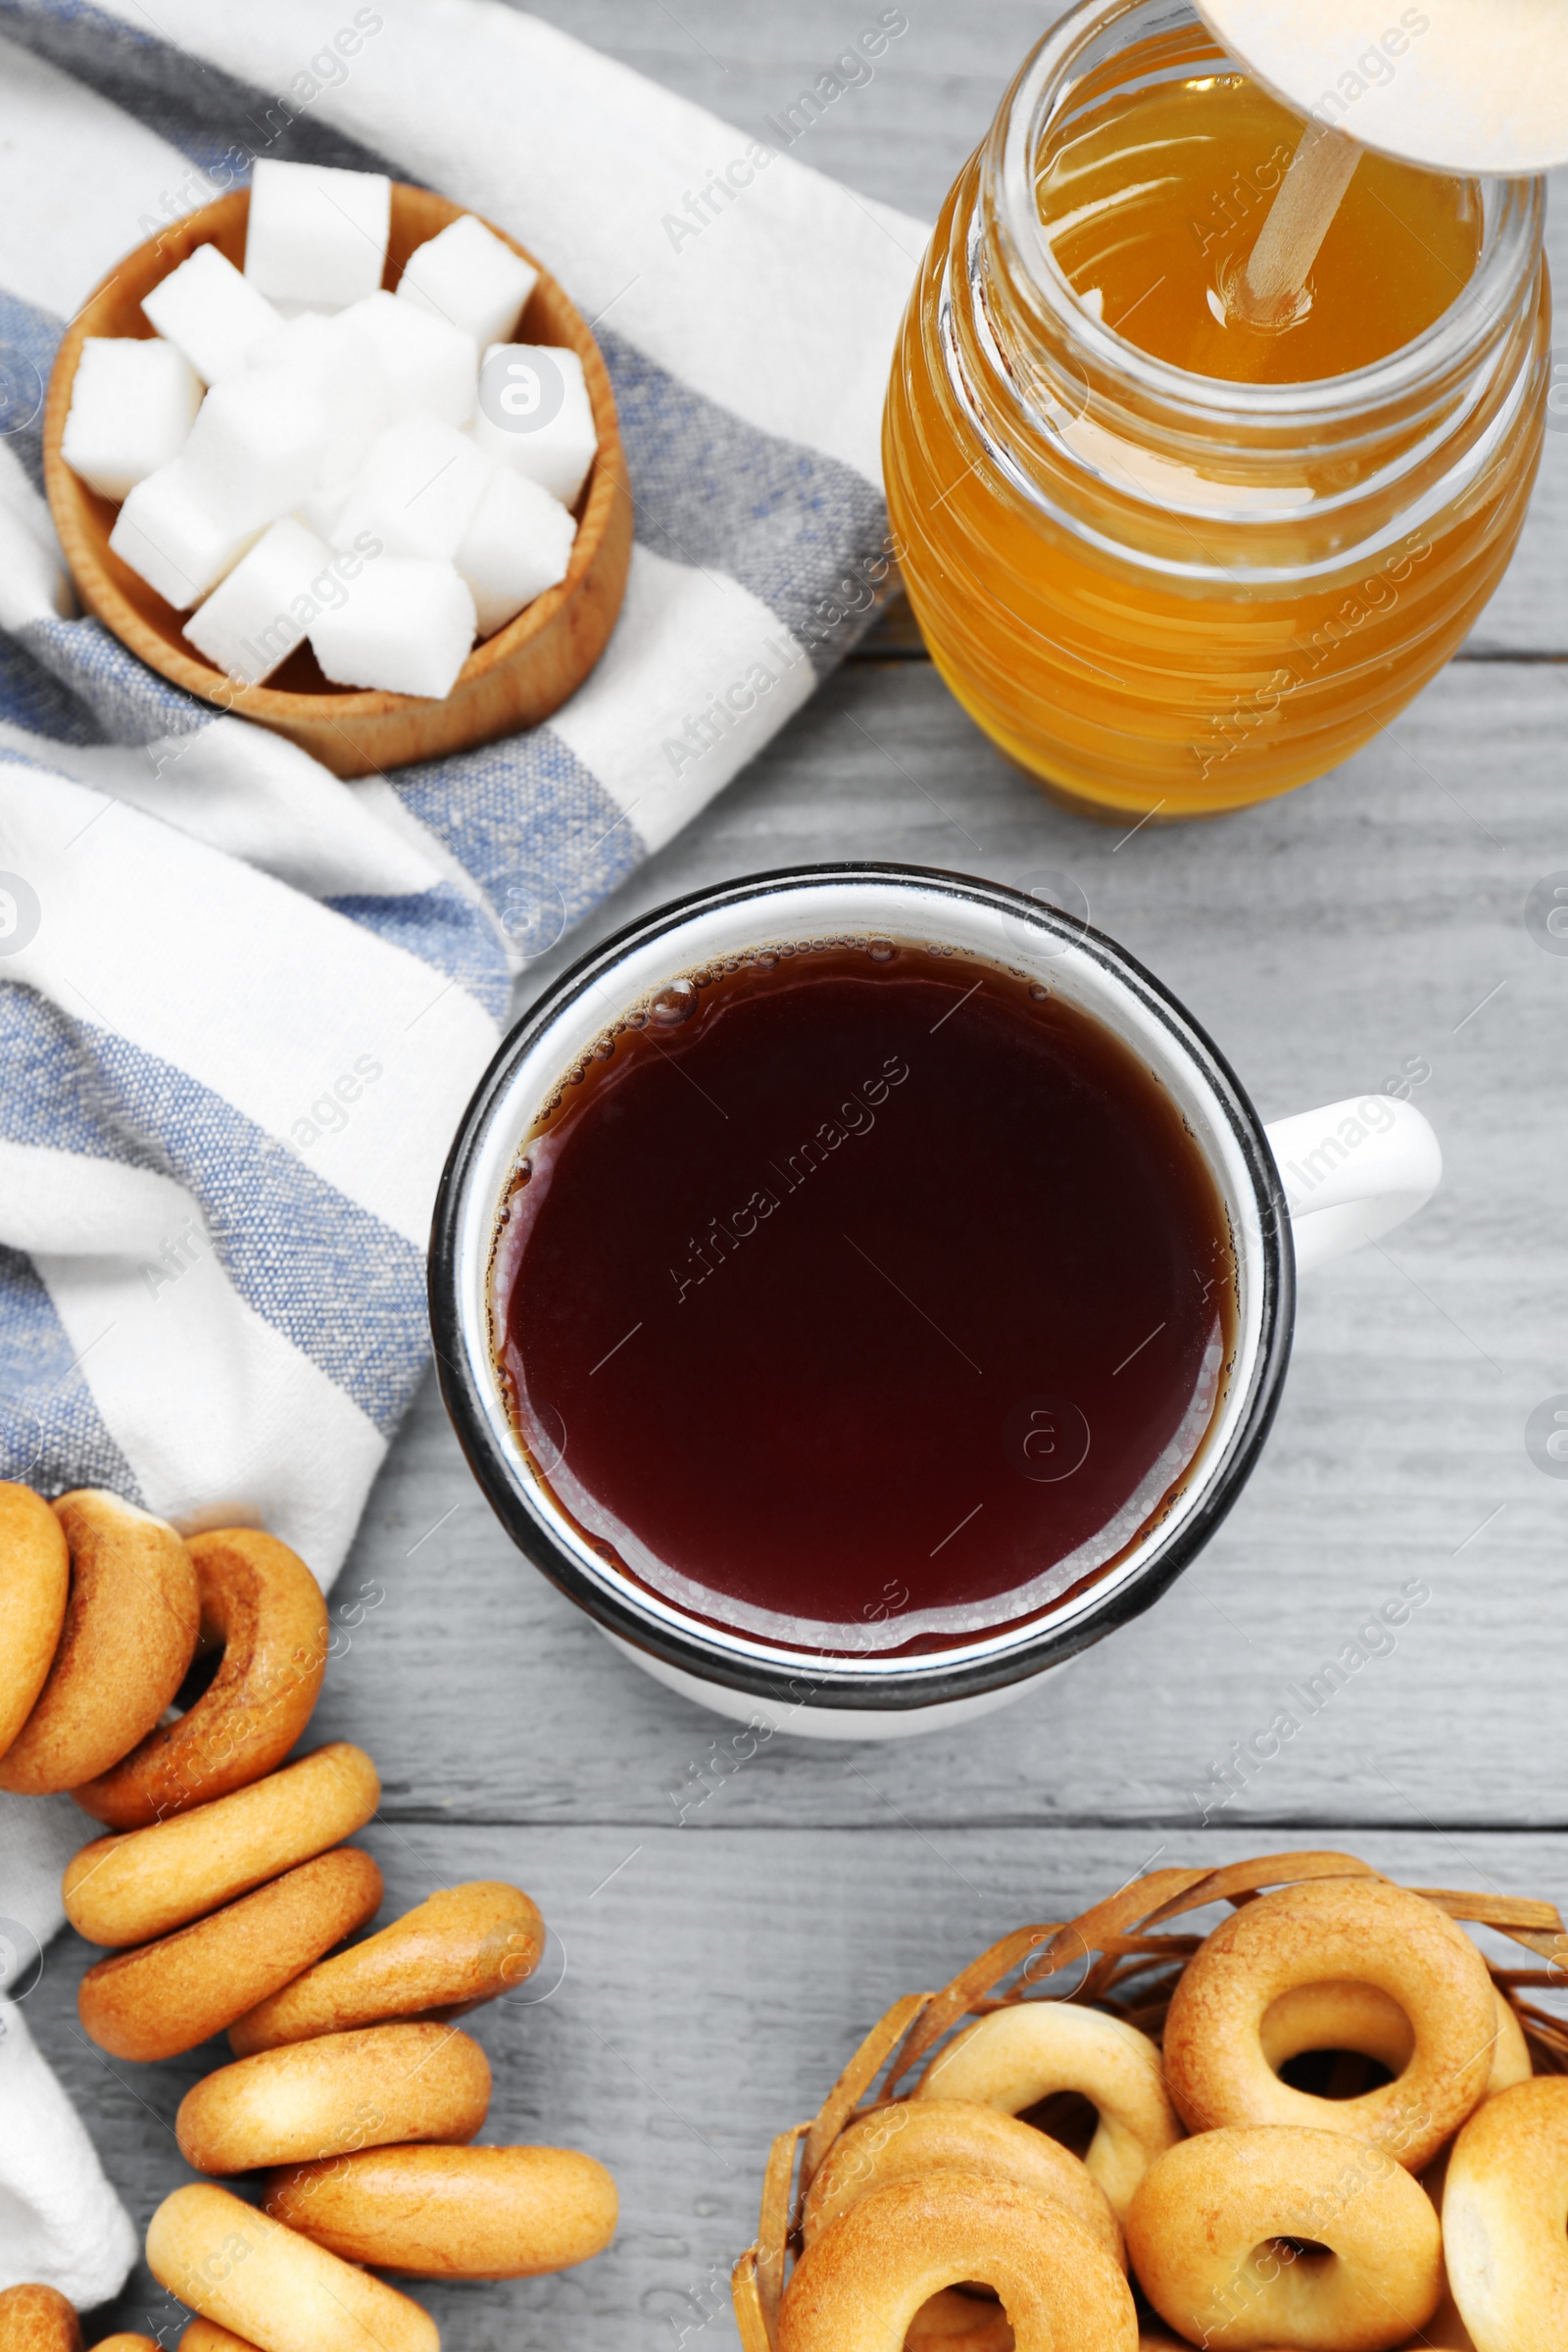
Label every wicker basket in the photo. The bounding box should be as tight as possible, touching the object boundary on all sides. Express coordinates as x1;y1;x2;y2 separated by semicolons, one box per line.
731;1847;1568;2349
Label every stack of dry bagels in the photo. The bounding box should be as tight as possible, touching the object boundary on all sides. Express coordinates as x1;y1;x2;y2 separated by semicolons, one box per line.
771;1876;1564;2352
0;1483;616;2352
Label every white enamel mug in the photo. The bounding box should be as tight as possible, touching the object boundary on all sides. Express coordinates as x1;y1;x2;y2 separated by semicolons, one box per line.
431;865;1440;1741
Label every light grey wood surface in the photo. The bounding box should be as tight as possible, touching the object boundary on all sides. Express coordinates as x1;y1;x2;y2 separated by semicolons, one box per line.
29;7;1567;2345
29;1830;1568;2349
311;654;1568;1842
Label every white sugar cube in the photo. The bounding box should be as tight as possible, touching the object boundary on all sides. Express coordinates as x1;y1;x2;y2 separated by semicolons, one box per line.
183;516;342;683
397;215;538;351
456;464;576;637
142;244;282;385
244;158;390;312
248;310;387;423
339;290;477;428
471;343;597;507
108;461;261;609
248;311;391;514
329;415;491;562
181;373;332;533
61;337;201;503
296;480;353;541
310;557;476;699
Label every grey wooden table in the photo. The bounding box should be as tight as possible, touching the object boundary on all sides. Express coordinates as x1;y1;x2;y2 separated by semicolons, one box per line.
32;7;1568;2345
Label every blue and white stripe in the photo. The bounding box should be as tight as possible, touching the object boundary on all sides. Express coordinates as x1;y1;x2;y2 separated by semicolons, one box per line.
0;15;921;2286
0;0;920;1588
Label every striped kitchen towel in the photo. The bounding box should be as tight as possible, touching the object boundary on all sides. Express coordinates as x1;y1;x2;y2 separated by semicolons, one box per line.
0;0;923;2305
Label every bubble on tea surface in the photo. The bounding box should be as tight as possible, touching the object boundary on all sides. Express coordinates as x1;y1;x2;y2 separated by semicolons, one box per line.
1001;870;1092;961
651;979;699;1026
526;1402;567;1479
1003;1395;1091;1484
860;1577;910;1626
868;938;896;962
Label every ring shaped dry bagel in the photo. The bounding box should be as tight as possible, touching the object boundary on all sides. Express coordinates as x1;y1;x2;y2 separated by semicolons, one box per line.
1444;2077;1568;2351
1126;2127;1442;2352
0;1486;70;1764
87;2339;158;2349
905;2295;1013;2351
78;1847;383;2061
0;1492;198;1796
63;1743;378;1947
0;2284;81;2351
1162;1878;1496;2171
804;2101;1123;2271
1393;2273;1476;2352
176;2021;491;2175
1261;1981;1413;2077
1478;1990;1532;2095
1262;1979;1531;2101
1412;2136;1466;2274
74;1529;328;1829
179;2328;262;2352
912;2002;1181;2217
265;2143;619;2278
228;1880;543;2054
148;2182;437;2352
777;2172;1137;2352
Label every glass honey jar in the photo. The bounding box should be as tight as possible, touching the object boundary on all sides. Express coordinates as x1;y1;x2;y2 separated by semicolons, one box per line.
883;0;1549;819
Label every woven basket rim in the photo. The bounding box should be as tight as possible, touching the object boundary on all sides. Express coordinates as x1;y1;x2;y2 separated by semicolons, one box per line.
733;1845;1568;2349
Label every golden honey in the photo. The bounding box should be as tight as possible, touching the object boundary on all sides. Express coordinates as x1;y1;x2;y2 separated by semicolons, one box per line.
1041;74;1478;381
884;6;1549;818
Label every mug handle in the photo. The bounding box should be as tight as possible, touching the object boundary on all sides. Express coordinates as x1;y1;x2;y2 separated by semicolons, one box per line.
1264;1096;1442;1277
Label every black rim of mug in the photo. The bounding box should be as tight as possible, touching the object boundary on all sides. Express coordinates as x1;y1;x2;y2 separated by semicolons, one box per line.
427;860;1296;1712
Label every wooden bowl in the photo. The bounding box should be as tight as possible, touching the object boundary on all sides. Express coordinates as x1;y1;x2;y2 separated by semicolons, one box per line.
42;185;633;779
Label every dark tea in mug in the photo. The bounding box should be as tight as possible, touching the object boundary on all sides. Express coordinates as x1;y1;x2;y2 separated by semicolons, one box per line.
490;937;1236;1657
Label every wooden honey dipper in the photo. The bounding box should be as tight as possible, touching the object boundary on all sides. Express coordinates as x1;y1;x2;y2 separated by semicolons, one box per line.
1195;0;1568;328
